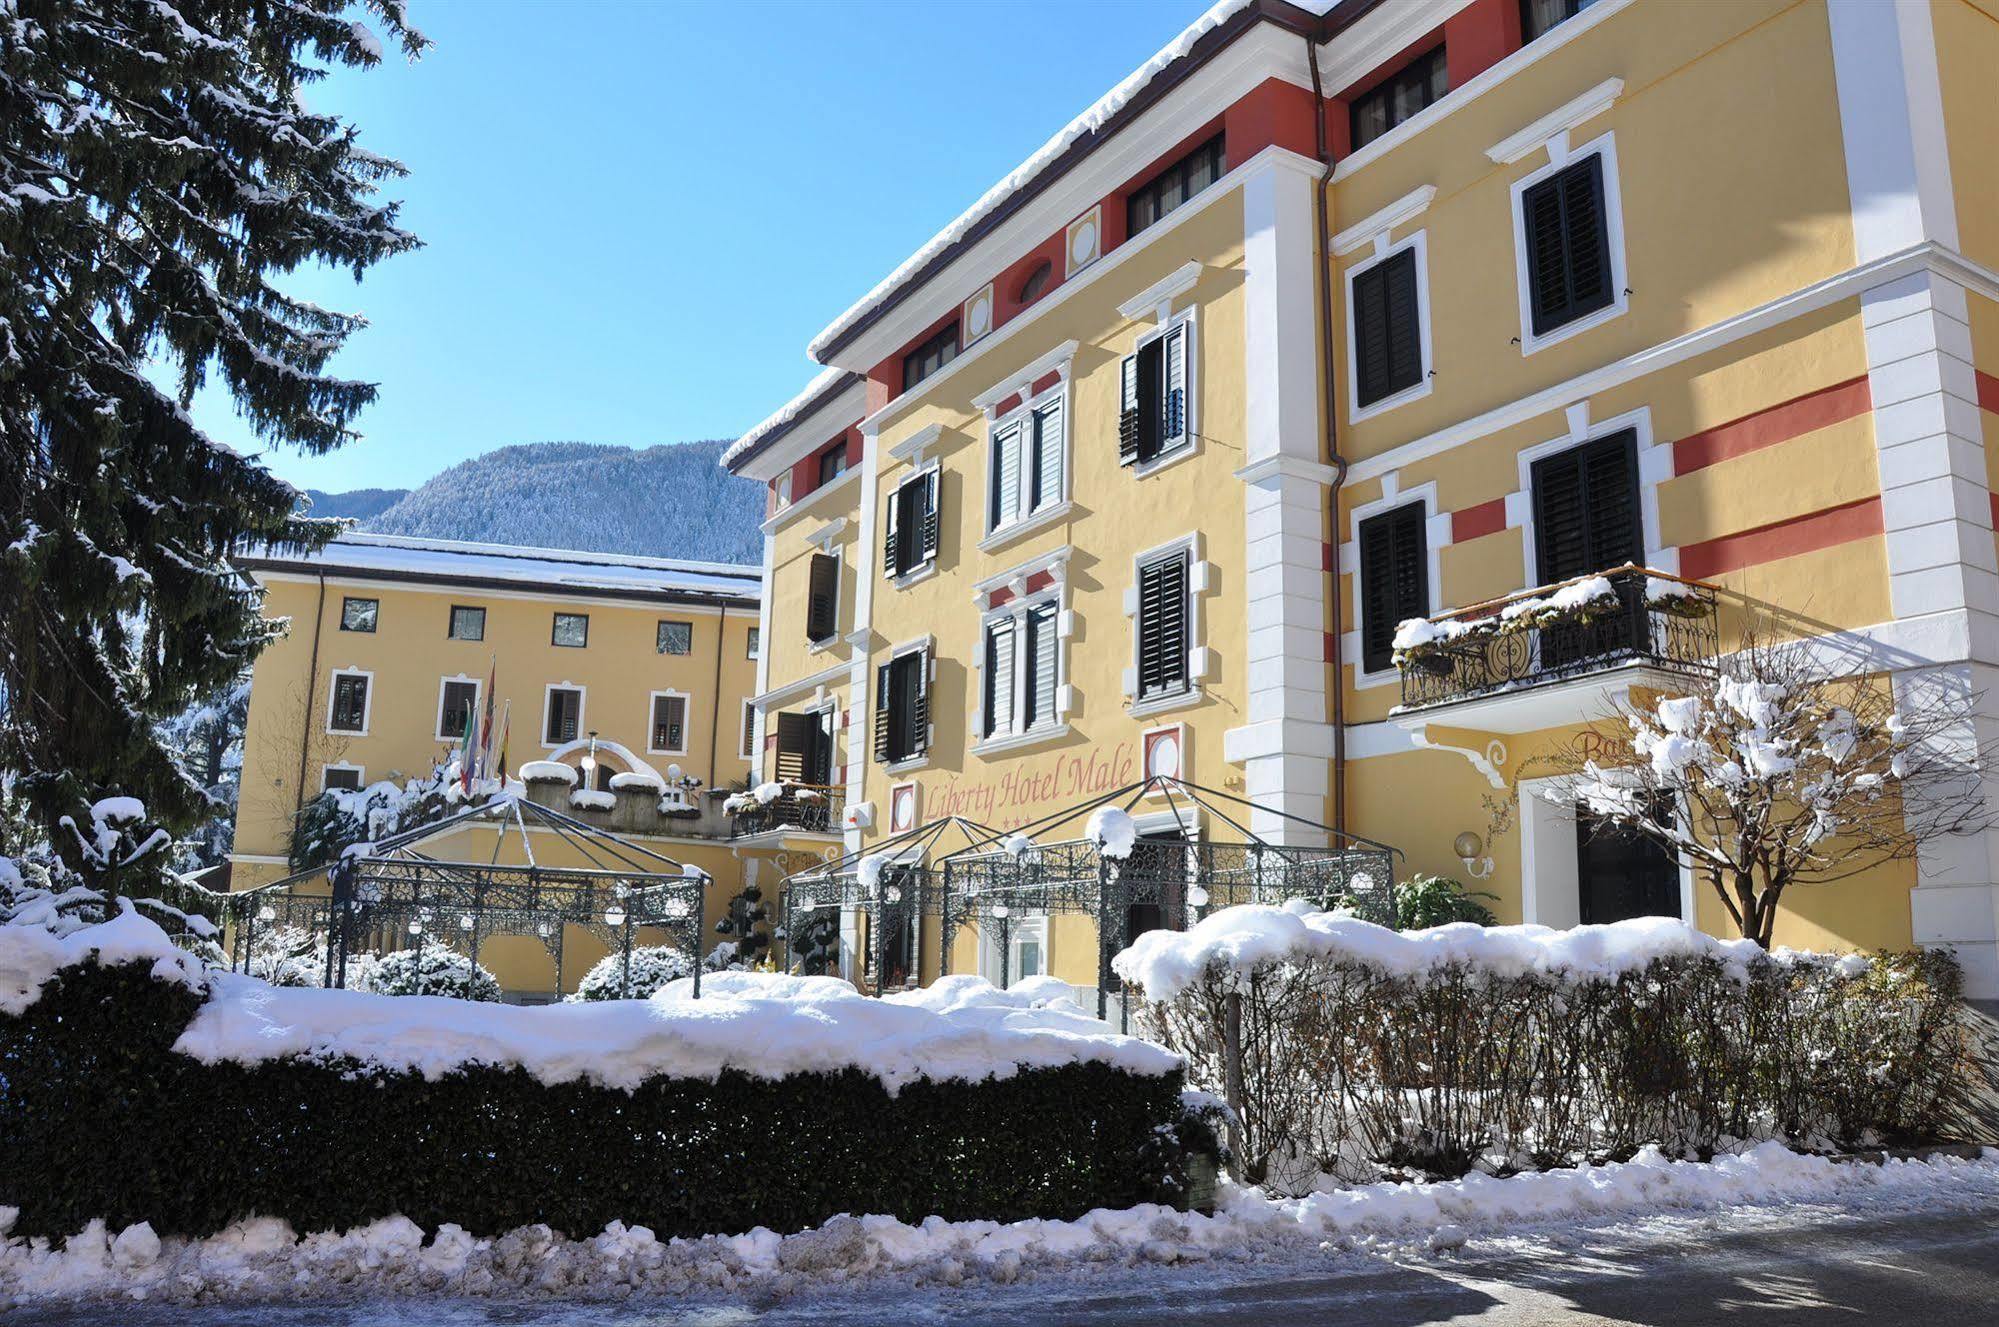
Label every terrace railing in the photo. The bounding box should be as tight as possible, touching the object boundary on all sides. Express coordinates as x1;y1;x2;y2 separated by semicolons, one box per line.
728;783;844;837
1396;565;1719;713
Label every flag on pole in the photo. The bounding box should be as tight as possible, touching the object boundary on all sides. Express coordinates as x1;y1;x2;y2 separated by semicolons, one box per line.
494;700;512;783
476;658;498;781
457;698;477;793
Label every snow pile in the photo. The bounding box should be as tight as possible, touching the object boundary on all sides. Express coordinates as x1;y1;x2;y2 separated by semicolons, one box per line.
174;967;1178;1092
569;789;616;812
608;770;664;793
0;900;205;1016
1114;906;1770;1003
1087;806;1137;860
7;1144;1993;1305
518;760;576;785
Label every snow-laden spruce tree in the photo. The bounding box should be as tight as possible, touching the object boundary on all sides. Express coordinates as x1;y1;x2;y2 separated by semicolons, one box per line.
0;2;423;888
1549;634;1999;946
158;677;250;869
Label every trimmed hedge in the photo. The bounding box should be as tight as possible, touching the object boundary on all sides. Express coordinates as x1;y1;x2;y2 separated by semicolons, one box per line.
1137;944;1971;1193
0;959;1201;1241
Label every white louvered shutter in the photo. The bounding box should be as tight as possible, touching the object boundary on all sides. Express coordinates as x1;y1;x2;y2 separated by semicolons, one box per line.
1027;602;1057;728
1031;398;1063;513
985;617;1016;738
992;420;1023;529
1161;323;1187;450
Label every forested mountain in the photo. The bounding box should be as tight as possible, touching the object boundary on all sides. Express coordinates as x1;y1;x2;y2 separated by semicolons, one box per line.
301;487;407;521
305;440;764;565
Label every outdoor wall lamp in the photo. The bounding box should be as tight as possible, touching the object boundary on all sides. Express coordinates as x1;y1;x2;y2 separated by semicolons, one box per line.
579;731;599;775
1454;831;1496;880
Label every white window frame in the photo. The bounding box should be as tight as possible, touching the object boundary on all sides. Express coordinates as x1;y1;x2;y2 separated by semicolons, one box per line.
1123;531;1209;720
541;682;586;750
981;376;1072;546
647;688;692;756
1510;132;1627;356
880;635;934;774
806;541;845;655
1132;309;1200;479
1345;481;1444;690
1510;404;1671;591
433;673;483;744
325;667;374;737
321;762;365;793
979;911;1050;986
746;625;760;660
739;700;758;762
887;460;942;587
971;584;1069;755
1344;230;1434;423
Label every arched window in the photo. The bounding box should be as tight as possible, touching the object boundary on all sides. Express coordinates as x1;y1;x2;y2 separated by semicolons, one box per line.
1017;259;1052;305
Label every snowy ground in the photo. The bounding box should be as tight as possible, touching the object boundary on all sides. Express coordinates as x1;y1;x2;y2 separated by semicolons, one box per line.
7;1145;1999;1323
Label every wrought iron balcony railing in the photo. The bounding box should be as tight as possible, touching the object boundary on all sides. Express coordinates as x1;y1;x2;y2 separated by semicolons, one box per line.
728;782;844;837
1395;565;1719;713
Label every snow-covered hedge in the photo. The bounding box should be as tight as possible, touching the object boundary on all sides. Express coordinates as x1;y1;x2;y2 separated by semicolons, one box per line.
570;944;693;1001
1117;905;1970;1192
0;917;1205;1242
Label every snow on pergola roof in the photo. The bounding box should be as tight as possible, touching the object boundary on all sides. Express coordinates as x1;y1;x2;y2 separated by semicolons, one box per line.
241;532;761;604
803;0;1349;363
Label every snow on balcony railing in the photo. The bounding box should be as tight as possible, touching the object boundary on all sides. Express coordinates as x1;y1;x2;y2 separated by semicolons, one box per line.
1394;565;1719;713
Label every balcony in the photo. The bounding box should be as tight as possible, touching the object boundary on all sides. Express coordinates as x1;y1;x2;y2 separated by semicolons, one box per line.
1392;566;1718;733
727;782;845;839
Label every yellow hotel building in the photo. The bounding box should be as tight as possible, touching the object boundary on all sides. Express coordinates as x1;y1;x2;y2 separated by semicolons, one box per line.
728;0;1999;1001
231;534;780;998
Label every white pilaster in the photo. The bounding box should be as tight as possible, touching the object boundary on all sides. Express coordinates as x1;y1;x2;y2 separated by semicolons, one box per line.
1226;149;1331;845
1832;0;1999;995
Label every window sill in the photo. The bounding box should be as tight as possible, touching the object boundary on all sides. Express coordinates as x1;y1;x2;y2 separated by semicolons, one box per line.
971;723;1072;758
1520;298;1627;357
892;561;938;591
646;747;691;758
882;754;930;774
327;727;369;739
807;637;842;656
1133;440;1200;480
979;499;1075;554
1353;665;1400;692
1126;687;1201;721
1349;377;1433;426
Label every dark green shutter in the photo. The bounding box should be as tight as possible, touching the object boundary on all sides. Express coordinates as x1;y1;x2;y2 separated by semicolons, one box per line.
1352;247;1422;408
806;553;838;641
1532;429;1640;583
1137;551;1189;698
1358;502;1429;673
1523;154;1614;337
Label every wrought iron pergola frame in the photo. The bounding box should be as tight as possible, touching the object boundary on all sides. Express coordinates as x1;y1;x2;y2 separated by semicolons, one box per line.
779;777;1401;1026
211;796;714;998
778;814;1005;993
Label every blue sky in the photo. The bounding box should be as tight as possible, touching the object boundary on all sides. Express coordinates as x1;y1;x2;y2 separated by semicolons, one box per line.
195;0;1211;495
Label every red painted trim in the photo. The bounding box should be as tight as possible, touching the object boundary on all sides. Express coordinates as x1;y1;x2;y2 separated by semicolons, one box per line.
1977;369;1999;416
1678;498;1883;580
993;392;1022;417
1673;377;1871;475
1025;570;1056;594
1321;541;1335;572
1030;370;1063;397
1452;497;1508;544
988;586;1013;609
1444;0;1521;88
1324;631;1338;663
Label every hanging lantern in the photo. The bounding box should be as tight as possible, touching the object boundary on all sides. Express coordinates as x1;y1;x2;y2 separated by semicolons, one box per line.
885;885;903;904
257;905;276;923
459;914;475;932
993;903;1010;920
537;921;552;938
663;897;692;921
604;905;627;927
1188;885;1211;909
407;918;423;935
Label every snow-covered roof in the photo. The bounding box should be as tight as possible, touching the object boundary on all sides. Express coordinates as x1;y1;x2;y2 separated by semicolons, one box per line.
804;0;1346;362
240;533;760;605
721;366;861;470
